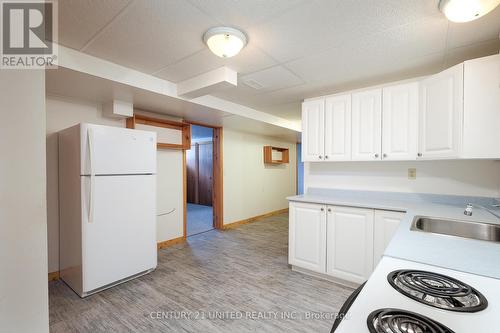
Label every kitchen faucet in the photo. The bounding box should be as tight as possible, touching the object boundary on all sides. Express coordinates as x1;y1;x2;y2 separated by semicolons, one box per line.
464;202;500;220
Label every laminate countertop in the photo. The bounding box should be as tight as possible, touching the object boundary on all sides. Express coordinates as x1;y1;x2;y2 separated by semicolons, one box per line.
287;188;500;280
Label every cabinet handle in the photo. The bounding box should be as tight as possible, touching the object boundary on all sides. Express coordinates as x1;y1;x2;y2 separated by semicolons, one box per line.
383;153;387;158
327;208;331;212
417;153;422;157
374;153;379;158
325;155;329;159
320;207;324;211
318;155;323;159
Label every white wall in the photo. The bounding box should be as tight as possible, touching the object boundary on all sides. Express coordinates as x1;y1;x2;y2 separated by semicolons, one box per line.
223;130;296;224
305;160;500;197
0;71;49;332
46;97;183;273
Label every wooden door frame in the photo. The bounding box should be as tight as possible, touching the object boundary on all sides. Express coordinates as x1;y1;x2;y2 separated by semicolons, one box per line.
183;121;224;231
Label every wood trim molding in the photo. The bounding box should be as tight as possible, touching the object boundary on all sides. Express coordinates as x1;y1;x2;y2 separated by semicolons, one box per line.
127;114;191;150
213;127;223;229
157;237;186;250
182;150;187;239
48;271;60;281
222;208;289;230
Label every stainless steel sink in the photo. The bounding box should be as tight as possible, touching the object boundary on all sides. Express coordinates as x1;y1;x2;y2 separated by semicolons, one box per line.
411;216;500;243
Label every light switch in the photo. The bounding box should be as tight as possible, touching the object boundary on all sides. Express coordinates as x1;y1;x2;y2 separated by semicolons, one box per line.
408;168;417;180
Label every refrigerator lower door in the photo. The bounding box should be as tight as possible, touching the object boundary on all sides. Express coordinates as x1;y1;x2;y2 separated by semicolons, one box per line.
81;174;157;295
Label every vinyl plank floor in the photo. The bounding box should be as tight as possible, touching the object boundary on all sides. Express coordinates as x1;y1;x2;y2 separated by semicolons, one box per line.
49;213;353;333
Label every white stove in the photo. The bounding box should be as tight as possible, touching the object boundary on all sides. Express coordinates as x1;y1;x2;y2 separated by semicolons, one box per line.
334;256;500;332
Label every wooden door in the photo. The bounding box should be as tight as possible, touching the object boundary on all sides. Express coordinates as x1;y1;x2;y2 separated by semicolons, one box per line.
326;206;374;284
197;143;213;206
186;142;213;206
288;202;327;273
351;89;382;161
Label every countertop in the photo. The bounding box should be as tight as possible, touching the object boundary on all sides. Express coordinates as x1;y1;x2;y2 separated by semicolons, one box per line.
287;189;500;280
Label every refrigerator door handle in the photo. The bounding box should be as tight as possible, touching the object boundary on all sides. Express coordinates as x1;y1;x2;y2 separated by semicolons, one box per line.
88;127;95;223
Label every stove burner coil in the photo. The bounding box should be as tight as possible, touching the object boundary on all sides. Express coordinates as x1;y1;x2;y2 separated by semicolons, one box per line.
388;270;487;312
367;308;455;333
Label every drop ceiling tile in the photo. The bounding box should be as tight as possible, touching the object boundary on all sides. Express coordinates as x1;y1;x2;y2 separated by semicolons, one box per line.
154;44;277;83
83;0;217;73
285;16;448;84
186;0;307;28
445;39;500;67
251;0;441;63
446;6;500;49
58;0;131;50
240;65;304;92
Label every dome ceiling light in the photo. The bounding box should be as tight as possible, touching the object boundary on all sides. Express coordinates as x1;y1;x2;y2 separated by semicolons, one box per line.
439;0;500;23
203;27;247;58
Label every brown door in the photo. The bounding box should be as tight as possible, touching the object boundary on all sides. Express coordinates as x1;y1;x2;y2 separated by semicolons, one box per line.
186;142;213;206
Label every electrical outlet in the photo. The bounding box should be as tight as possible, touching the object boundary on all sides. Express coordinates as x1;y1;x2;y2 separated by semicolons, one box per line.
408;168;417;180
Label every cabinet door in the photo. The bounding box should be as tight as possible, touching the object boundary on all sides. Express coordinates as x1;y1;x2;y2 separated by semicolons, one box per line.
324;95;351;161
326;206;374;284
462;55;500;158
382;82;418;161
418;63;463;159
302;100;325;162
289;202;326;273
351;89;382;161
373;210;405;268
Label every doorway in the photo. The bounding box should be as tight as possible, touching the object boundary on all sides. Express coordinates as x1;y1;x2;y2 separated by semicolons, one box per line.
186;124;215;236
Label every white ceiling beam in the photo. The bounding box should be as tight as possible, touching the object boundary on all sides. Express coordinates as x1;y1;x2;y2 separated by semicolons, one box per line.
177;67;237;99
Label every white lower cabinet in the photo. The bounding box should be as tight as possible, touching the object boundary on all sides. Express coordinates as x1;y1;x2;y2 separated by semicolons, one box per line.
288;202;326;273
373;210;404;267
289;202;405;284
326;206;374;284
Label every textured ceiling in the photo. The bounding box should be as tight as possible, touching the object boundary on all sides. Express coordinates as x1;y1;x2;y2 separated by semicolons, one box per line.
58;0;500;123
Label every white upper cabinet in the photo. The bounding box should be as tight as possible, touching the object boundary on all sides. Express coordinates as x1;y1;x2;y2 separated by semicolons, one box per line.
288;202;327;273
324;95;351;161
382;82;418;161
302;100;325;162
462;55;500;158
418;63;464;159
351;89;382;161
326;206;374;284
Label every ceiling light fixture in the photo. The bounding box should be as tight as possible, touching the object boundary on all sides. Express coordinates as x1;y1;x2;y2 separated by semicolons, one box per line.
203;27;247;58
439;0;500;22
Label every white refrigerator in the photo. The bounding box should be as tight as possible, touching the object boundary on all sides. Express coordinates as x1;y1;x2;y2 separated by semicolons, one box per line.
58;123;157;297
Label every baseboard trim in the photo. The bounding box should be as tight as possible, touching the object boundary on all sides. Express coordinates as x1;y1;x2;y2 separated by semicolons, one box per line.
48;271;60;281
223;208;289;230
157;236;186;250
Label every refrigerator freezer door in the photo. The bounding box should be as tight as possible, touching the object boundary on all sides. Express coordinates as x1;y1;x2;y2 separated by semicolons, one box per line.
81;124;157;176
81;175;157;293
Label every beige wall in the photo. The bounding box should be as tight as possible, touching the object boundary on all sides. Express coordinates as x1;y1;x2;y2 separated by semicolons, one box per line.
223;129;296;224
305;160;500;197
0;71;49;332
46;97;184;273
